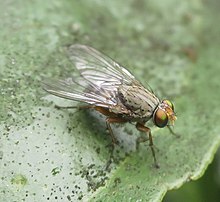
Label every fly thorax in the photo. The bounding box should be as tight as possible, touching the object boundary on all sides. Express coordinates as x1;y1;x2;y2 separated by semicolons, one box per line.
118;85;159;118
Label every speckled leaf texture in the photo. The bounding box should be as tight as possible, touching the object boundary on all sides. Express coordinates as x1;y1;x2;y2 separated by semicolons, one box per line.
0;0;220;201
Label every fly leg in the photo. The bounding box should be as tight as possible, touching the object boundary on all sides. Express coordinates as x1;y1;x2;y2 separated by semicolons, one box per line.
94;106;127;144
136;136;149;151
167;125;180;138
106;117;128;144
55;104;94;110
105;117;127;170
136;122;159;168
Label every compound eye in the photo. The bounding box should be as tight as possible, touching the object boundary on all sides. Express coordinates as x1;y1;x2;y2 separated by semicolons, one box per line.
163;99;174;111
154;108;168;128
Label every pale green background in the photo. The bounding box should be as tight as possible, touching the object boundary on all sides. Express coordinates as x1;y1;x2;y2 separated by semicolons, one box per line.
0;0;220;201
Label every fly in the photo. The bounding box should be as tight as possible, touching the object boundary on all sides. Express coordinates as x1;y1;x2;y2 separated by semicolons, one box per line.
42;44;177;168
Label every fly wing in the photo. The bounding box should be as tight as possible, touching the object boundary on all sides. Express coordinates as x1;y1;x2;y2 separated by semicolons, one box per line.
42;77;116;108
43;44;139;110
67;44;137;91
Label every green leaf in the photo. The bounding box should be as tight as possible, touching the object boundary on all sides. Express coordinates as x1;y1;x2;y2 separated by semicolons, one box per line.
1;0;220;201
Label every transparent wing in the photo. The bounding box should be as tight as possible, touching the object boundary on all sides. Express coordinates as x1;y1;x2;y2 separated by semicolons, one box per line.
43;44;139;110
67;44;137;92
42;77;116;108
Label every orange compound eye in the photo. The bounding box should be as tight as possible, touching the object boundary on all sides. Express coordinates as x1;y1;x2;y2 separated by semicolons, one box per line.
163;99;174;111
153;108;168;128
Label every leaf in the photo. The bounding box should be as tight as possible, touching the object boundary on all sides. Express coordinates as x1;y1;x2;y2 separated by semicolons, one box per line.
0;0;220;202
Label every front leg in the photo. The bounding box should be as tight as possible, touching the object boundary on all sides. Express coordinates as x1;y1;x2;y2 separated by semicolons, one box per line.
136;122;159;168
167;125;180;138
